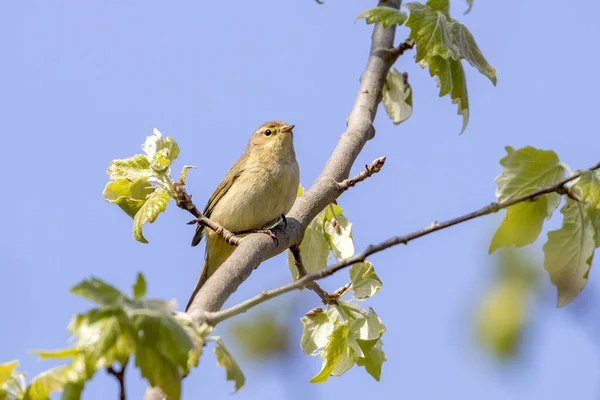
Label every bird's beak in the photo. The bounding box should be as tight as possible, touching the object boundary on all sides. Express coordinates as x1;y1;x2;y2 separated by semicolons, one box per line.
281;124;295;134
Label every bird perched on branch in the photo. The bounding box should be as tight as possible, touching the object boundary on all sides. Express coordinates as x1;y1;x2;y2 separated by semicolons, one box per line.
186;121;300;311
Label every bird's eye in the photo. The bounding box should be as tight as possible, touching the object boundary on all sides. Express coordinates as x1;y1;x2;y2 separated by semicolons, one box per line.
264;129;272;136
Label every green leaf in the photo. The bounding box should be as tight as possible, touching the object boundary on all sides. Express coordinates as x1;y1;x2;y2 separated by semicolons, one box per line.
106;155;153;181
288;210;329;277
573;171;600;209
349;262;382;300
135;344;181;400
450;22;497;85
310;322;350;384
62;382;84;400
425;55;469;132
103;178;154;218
323;204;354;260
70;277;126;306
356;6;408;28
426;0;450;16
300;311;335;355
589;208;600;248
24;366;66;400
31;348;78;360
544;198;596;307
382;68;413;125
347;307;386;358
495;147;565;202
133;187;172;243
132;273;147;298
0;361;18;386
405;3;457;62
142;128;180;175
213;338;245;392
356;340;386;381
489;196;559;253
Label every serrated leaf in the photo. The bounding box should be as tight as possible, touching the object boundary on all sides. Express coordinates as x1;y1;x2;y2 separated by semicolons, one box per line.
24;366;66;400
135;344;181;400
288;210;329;277
300;311;335;355
213;338;245;392
324;204;354;260
573;171;600;209
489;195;561;253
382;68;413;125
106;155;153;181
476;279;530;358
133;187;172;243
70;277;126;306
310;322;350;384
405;2;458;62
349;262;382;300
450;22;496;85
0;361;18;386
426;55;469;132
496;146;565;202
103;178;154;218
132;273;147;298
356;340;386;381
356;6;408;28
544;199;596;307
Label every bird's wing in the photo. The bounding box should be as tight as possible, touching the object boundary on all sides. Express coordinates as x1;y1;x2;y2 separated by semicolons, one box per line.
191;153;246;246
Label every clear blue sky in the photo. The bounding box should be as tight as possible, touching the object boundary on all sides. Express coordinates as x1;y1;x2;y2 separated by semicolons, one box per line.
2;1;600;399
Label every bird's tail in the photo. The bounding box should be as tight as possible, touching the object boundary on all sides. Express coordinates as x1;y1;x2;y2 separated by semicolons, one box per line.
185;260;209;311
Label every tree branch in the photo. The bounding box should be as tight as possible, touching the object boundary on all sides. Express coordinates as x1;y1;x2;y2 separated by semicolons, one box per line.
143;1;401;398
107;361;127;400
290;244;335;303
390;38;415;63
203;161;600;324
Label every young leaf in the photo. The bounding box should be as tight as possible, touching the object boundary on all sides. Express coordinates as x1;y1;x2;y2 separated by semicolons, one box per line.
589;208;600;248
132;272;147;298
0;361;18;387
31;348;78;360
141;128;180;175
213;338;245;392
24;366;67;400
102;178;154;218
573;171;600;209
106;155;153;181
544;198;596;307
450;23;496;85
495;147;565;202
133;187;172;243
300;311;335;355
356;340;386;381
349;262;382;300
310;322;350;384
135;345;181;400
287;210;329;277
404;3;458;62
347;307;386;358
70;277;127;307
323;204;354;260
356;6;408;28
382;68;413;125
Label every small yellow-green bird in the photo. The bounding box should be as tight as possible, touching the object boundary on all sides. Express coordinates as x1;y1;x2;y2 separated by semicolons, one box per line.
185;120;300;311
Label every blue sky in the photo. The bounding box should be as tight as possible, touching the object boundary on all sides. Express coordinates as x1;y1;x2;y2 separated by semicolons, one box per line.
2;1;600;399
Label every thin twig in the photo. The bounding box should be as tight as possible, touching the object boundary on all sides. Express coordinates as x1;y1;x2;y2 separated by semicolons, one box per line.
338;157;386;192
107;360;128;400
390;38;415;63
204;161;600;324
174;184;242;246
290;245;336;304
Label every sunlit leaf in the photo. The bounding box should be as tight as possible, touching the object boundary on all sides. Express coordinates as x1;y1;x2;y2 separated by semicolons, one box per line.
300;311;335;355
0;361;18;387
142;128;180;175
288;210;329;277
324;204;354;260
544;198;596;307
31;348;78;360
356;340;386;381
213;338;245;392
102;178;154;218
356;6;408;28
349;262;382;300
450;22;496;85
106;155;153;181
132;273;147;298
24;366;67;400
133;187;172;243
347;307;386;358
382;68;413;125
573;171;600;209
405;2;457;62
310;322;350;384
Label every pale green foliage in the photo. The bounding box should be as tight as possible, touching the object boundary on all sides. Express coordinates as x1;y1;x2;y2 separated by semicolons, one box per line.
302;303;386;383
104;128;187;243
28;274;200;400
382;68;413;125
403;0;496;132
573;171;600;209
0;361;18;388
288;187;356;277
0;361;26;400
350;262;382;300
544;199;596;307
213;338;245;392
490;147;565;253
355;6;408;28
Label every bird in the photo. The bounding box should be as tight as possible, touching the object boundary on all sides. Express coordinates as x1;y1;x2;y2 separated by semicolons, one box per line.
185;120;300;311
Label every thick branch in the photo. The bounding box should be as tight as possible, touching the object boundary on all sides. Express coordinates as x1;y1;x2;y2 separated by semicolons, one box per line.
205;161;600;324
